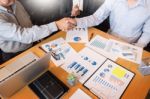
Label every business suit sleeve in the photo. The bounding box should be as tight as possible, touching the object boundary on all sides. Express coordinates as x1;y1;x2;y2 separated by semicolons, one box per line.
136;17;150;48
0;18;58;44
76;0;114;28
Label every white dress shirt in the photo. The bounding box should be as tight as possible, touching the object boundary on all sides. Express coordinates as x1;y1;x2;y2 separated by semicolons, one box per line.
0;1;58;53
76;0;150;48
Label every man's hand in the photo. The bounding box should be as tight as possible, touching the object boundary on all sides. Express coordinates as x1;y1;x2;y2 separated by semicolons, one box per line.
55;18;77;31
71;5;81;17
67;18;77;26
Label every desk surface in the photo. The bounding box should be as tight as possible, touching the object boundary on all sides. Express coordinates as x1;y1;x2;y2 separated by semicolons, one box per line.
1;28;150;99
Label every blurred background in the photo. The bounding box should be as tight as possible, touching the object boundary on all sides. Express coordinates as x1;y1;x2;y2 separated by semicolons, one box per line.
19;0;109;31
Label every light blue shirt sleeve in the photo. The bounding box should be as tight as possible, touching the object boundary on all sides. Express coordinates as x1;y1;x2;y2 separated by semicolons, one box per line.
76;0;114;28
0;18;58;44
136;17;150;47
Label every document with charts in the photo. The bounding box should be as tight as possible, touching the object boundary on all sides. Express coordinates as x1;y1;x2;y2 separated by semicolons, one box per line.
86;35;118;61
107;39;143;64
61;47;106;83
66;27;88;43
86;35;143;64
84;59;135;99
40;38;77;66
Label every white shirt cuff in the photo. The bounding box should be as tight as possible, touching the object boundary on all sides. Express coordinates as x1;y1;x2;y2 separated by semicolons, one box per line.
47;22;58;33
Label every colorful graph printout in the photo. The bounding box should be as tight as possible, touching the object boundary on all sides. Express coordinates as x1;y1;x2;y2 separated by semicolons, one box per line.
61;47;106;83
66;27;88;43
40;38;77;66
86;35;142;64
86;35;118;61
84;59;135;99
108;39;143;64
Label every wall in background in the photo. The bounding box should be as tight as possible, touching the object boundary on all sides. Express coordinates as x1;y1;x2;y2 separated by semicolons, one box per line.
19;0;107;26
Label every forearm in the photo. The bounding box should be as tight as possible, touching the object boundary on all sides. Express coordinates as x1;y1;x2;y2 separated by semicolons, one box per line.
0;20;58;44
76;14;103;28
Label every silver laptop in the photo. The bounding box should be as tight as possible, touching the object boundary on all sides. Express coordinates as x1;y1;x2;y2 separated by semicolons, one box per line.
0;52;50;98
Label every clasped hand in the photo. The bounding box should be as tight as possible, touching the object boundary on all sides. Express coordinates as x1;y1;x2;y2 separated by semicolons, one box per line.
56;18;77;31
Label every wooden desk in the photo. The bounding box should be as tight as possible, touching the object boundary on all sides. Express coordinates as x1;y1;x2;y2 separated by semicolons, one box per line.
1;28;150;99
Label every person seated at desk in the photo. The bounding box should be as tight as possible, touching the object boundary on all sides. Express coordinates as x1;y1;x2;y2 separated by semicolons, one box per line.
66;0;150;48
0;0;72;63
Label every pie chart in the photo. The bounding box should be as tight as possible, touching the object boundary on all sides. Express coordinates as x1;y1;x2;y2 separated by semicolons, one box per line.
74;37;81;41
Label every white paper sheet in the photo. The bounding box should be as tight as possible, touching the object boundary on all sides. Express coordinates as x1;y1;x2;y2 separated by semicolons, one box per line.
66;27;88;43
69;89;92;99
84;60;135;99
108;39;143;64
61;47;106;83
86;35;118;61
40;38;77;66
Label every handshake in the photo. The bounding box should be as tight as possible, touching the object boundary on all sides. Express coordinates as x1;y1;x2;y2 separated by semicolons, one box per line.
55;5;80;31
55;18;77;31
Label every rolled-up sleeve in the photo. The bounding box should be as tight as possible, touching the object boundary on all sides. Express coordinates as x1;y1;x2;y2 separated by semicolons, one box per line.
76;0;113;28
0;19;58;44
136;17;150;48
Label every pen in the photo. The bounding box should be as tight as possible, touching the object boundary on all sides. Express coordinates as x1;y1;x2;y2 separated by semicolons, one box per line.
89;33;94;41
